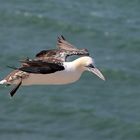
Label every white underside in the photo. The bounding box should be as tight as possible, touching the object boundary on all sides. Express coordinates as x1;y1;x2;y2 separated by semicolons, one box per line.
21;70;82;86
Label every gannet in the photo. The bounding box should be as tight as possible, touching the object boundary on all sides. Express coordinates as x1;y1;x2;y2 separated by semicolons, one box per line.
0;36;105;97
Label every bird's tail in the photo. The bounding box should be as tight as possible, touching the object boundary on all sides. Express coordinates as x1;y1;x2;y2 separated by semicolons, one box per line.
0;79;7;84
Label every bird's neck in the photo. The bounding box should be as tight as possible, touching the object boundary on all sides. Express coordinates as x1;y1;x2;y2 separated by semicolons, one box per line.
64;58;85;73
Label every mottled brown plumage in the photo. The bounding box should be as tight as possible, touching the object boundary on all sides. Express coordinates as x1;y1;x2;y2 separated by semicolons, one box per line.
35;35;89;62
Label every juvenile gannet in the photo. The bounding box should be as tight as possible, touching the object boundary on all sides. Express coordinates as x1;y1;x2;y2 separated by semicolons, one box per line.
0;36;105;97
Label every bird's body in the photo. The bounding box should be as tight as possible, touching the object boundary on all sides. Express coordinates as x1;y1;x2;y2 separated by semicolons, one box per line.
6;62;81;86
1;57;93;86
23;60;83;85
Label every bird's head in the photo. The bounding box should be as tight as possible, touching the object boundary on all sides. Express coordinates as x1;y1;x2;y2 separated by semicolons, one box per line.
74;56;105;80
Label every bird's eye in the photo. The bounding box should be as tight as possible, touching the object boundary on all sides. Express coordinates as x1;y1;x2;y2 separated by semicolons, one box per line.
87;64;95;68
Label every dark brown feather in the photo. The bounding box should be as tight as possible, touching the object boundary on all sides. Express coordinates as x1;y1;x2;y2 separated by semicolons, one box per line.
10;79;22;97
19;59;64;74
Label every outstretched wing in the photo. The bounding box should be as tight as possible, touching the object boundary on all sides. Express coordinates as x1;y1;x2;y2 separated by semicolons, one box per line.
19;59;64;74
57;35;89;57
35;35;89;62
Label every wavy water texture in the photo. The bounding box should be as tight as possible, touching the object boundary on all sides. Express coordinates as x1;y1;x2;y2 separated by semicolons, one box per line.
0;0;140;140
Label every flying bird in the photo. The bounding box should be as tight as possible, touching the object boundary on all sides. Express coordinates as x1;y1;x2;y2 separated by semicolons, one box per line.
0;36;105;97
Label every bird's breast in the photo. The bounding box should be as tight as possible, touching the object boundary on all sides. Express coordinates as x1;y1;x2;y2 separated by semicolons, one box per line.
22;70;82;85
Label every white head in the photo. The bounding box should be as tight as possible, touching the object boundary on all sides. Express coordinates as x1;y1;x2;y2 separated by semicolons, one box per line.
73;56;105;80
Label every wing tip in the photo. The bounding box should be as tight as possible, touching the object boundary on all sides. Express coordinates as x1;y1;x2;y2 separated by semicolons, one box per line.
57;35;66;43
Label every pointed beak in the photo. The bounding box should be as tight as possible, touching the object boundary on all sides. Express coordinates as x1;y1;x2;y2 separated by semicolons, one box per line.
87;66;105;81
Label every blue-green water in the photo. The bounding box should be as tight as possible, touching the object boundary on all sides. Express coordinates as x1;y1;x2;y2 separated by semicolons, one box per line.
0;0;140;140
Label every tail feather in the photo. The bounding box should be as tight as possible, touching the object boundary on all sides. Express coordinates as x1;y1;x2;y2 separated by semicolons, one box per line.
0;79;7;84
